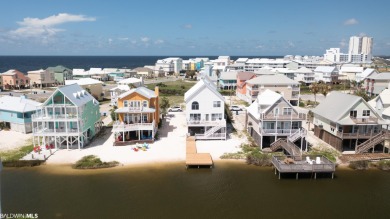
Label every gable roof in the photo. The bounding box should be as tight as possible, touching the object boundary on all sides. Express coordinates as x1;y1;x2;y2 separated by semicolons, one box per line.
1;69;24;76
369;72;390;80
44;84;96;107
65;78;103;86
246;74;298;85
237;72;256;80
219;71;237;80
117;86;156;100
184;78;224;102
46;65;71;73
340;66;364;73
314;66;337;73
360;68;377;78
0;96;41;113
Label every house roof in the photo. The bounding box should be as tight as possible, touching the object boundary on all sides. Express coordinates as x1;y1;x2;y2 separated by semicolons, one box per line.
46;65;71;73
184;78;224;102
253;69;276;75
296;67;313;74
133;67;153;72
246;74;298;85
340;66;364;73
312;91;361;122
118;78;143;85
235;58;248;63
65;78;103;86
219;71;237;80
360;68;377;78
1;69;24;76
369;72;390;80
110;85;131;92
0;96;41;113
27;69;46;74
48;84;96;107
237;72;256;80
118;86;156;100
377;89;390;105
314;66;337;73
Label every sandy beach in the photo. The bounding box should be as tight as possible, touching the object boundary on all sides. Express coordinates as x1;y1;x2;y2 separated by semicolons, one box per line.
0;130;32;151
45;112;244;165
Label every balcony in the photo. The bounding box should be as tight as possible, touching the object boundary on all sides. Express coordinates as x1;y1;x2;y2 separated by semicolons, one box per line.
350;116;378;124
187;119;226;127
32;113;79;121
33;126;80;136
112;121;155;132
261;113;306;120
336;131;381;139
261;128;301;135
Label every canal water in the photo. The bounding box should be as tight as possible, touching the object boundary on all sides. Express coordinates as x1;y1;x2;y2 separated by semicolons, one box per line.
1;161;390;218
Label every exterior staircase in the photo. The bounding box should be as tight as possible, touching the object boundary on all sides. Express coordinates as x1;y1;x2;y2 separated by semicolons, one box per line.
270;128;306;158
195;124;226;140
355;131;389;154
288;128;306;143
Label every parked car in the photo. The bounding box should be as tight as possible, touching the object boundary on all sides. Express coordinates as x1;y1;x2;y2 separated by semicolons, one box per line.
168;106;182;112
229;105;243;111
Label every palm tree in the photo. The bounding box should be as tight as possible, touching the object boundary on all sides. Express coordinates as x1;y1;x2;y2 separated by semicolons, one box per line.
160;97;170;119
309;82;321;105
320;84;332;97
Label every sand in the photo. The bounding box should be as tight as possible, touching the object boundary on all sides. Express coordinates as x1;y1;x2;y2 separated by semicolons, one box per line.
0;130;32;151
45;112;245;165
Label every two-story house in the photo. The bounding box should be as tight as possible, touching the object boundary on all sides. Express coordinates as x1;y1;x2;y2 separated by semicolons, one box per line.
185;78;226;140
112;86;159;145
245;74;300;106
314;66;339;83
236;71;256;101
246;89;306;150
0;95;41;133
312;91;388;153
65;78;104;101
46;65;73;85
27;69;56;88
218;71;237;90
32;84;101;150
1;69;30;90
364;72;390;96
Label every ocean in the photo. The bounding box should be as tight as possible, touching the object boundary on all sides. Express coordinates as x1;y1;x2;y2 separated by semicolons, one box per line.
0;56;283;73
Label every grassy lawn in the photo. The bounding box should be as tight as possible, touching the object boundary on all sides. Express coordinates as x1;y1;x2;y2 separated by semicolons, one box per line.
0;144;34;162
164;96;185;107
146;80;196;96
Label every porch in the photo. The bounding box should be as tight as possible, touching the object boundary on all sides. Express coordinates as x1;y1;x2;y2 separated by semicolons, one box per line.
335;124;382;139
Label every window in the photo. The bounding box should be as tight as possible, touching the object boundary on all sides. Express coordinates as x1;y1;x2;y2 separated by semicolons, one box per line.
142;114;148;122
124;100;128;107
130;101;140;108
213;101;221;107
143;101;148;108
192;101;199;110
283;107;292;115
350;110;357;118
190;114;201;121
274;108;279;115
211;113;222;121
363;110;370;116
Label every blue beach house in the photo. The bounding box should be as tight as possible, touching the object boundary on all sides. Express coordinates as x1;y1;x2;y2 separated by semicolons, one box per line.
0;95;41;133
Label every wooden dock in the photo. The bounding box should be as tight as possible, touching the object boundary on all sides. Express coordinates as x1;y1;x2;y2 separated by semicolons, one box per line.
272;155;336;179
340;153;390;163
185;137;213;168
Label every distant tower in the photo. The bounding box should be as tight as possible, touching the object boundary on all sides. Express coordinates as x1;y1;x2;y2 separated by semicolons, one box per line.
349;36;373;55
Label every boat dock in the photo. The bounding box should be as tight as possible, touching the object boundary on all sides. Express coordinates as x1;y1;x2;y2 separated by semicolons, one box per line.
271;155;336;179
185;136;213;168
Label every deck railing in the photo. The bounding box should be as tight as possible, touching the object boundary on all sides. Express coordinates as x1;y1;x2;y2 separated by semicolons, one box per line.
272;155;335;173
112;121;155;132
33;126;80;134
261;128;301;135
261;113;306;120
187;119;226;126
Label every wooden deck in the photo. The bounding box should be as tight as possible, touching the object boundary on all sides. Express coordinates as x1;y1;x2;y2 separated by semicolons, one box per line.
272;155;335;179
340;153;390;163
185;137;213;168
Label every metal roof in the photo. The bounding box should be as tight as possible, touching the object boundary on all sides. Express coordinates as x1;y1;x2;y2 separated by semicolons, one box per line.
0;96;41;113
118;87;156;99
219;71;237;80
45;84;96;107
184;78;224;102
246;74;299;85
65;78;103;86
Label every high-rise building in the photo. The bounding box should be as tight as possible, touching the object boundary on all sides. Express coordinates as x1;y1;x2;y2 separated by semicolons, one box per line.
348;36;373;56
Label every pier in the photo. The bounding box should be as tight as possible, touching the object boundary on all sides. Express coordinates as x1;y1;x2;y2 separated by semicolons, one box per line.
271;155;335;179
185;136;213;168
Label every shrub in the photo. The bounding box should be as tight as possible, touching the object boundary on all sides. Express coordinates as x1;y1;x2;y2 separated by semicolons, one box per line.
377;160;390;171
349;160;369;170
72;155;119;169
220;152;246;159
246;152;272;166
299;101;305;107
0;145;34;162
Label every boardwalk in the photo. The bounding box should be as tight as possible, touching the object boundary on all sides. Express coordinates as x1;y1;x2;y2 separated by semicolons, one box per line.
340;153;390;163
185;136;213;168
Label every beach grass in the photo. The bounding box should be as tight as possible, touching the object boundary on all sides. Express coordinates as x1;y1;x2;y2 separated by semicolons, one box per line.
72;155;119;169
0;144;34;162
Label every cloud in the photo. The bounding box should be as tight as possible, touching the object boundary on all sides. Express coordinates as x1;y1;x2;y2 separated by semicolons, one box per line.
141;37;150;42
8;13;96;41
256;45;263;49
339;39;347;47
344;18;358;25
118;37;129;41
182;24;192;29
154;39;164;44
108;38;113;45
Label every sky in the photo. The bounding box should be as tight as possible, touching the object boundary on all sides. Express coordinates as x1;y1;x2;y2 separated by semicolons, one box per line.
0;0;389;56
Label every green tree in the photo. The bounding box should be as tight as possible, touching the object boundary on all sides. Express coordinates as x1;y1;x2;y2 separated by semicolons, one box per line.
186;70;196;79
160;97;170;118
309;82;321;105
110;106;118;122
355;90;371;101
320;84;332;97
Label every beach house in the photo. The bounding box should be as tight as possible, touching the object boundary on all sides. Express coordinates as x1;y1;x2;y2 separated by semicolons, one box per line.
218;71;237;90
31;84;101;150
312;91;388;153
246;89;306;150
0;95;41;133
339;65;364;81
236;71;256;101
185;78;226;140
314;66;339;83
27;69;55;88
1;69;30;90
109;78;143;106
245;74;300;106
364;72;390;96
46;65;73;85
112;86;160;145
